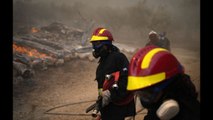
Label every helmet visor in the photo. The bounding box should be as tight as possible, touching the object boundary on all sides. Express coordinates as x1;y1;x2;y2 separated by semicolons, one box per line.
137;78;173;103
92;41;112;49
137;86;163;103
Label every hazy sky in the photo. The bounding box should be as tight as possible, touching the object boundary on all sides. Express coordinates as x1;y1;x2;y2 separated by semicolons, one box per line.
13;0;200;50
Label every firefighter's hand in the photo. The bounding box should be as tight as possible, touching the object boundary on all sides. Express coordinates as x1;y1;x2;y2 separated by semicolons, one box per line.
101;90;111;107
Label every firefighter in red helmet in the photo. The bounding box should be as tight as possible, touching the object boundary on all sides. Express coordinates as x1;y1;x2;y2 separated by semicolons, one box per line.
127;45;200;120
89;27;136;120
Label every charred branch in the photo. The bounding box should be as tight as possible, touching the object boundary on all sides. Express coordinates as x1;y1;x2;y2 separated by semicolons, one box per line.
13;37;64;59
13;53;32;66
20;36;64;50
13;61;34;78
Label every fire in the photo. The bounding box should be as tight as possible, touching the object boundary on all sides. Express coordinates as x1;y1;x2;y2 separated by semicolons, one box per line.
13;43;48;58
31;27;39;33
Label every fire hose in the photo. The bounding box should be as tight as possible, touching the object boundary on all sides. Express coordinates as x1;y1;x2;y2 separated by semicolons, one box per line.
85;94;146;120
44;95;146;118
44;72;146;118
44;99;96;116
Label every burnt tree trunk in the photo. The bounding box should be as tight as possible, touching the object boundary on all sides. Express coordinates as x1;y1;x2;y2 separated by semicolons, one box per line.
13;53;32;66
13;38;64;58
21;36;64;50
13;61;33;78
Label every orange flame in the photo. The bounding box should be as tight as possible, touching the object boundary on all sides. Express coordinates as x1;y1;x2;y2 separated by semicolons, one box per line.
31;27;39;33
13;43;48;58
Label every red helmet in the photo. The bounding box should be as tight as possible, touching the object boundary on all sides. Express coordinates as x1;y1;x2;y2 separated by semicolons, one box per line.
127;45;184;91
90;27;114;42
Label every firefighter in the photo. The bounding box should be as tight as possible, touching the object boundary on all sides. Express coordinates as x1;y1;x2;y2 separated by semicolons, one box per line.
159;32;171;51
146;30;171;51
127;45;200;120
90;27;136;120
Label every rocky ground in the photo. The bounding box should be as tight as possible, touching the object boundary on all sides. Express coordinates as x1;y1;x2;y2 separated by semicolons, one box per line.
13;46;200;120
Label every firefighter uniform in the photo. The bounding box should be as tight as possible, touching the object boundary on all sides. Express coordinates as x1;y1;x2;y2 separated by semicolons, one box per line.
90;27;136;120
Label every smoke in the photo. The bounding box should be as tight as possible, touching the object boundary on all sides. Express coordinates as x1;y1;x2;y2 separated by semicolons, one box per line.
13;0;200;50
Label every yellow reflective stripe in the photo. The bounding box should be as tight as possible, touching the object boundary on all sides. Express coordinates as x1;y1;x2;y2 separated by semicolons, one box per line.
141;48;167;69
99;29;106;34
98;88;103;96
91;35;108;41
127;72;166;90
98;88;103;91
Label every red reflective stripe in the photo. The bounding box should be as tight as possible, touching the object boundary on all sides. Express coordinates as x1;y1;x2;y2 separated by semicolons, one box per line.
103;71;120;90
112;71;120;81
103;71;134;105
103;79;114;91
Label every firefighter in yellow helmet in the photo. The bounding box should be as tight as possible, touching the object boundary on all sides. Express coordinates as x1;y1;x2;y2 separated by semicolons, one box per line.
127;45;200;120
89;27;136;120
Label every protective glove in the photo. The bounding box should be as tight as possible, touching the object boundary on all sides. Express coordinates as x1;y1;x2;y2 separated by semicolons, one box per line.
101;90;111;107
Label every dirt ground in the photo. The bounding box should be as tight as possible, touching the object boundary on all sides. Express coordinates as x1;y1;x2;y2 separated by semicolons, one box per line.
13;47;200;120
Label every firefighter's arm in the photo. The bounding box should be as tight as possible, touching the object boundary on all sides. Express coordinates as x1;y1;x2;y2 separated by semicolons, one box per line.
109;68;129;101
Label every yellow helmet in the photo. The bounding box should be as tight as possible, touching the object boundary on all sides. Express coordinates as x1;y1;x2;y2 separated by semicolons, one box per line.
90;27;114;42
127;45;184;91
